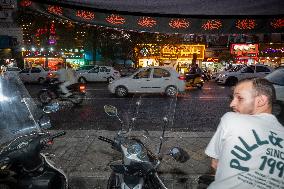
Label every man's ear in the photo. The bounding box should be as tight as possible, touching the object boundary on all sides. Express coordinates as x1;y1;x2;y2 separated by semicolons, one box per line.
256;95;269;107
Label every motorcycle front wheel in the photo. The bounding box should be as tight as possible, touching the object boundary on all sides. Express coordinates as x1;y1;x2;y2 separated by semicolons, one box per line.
38;90;54;104
69;92;84;105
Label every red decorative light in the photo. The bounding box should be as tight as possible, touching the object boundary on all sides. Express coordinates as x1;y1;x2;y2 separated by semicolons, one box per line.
35;28;48;37
202;20;222;30
137;17;157;28
270;18;284;29
236;19;256;30
169;19;190;29
106;14;126;25
76;10;95;20
47;5;63;16
20;0;32;7
50;23;56;35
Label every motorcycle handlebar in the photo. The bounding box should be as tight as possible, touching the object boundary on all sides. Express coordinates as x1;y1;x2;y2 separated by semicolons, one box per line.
98;136;114;145
40;131;66;146
50;131;66;140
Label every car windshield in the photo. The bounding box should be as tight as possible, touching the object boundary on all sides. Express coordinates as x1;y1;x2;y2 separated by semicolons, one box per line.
265;69;284;86
0;74;47;147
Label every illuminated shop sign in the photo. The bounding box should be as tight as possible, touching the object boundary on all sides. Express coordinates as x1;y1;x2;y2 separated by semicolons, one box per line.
231;44;258;57
161;45;205;59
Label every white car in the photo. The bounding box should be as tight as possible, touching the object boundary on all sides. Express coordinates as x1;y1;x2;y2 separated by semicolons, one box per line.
77;66;120;83
214;65;245;82
19;67;51;84
265;68;284;103
108;66;186;97
217;64;274;86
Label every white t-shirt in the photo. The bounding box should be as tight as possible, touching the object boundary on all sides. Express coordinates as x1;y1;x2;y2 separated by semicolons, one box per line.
57;68;67;82
205;112;284;189
66;68;76;83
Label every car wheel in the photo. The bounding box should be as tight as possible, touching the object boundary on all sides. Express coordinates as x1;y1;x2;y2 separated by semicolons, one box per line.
78;77;87;83
38;77;45;84
165;86;178;97
226;77;238;86
107;77;114;83
115;86;128;97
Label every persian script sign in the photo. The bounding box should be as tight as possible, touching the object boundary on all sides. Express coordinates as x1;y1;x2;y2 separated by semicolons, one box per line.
161;45;205;59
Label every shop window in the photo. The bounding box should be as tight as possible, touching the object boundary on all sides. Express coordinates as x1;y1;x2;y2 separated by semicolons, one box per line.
153;68;171;78
256;66;270;73
31;67;41;73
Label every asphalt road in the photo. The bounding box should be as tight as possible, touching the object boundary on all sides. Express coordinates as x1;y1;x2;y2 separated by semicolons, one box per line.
25;81;283;131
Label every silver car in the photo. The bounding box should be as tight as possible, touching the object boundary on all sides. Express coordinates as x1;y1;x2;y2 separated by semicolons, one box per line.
265;68;284;103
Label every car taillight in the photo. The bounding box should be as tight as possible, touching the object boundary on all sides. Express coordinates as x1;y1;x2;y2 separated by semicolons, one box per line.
79;85;86;92
178;76;185;80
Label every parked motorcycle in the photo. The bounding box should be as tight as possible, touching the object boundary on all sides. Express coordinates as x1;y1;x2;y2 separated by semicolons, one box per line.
184;73;204;89
99;104;189;189
38;78;86;105
0;74;68;189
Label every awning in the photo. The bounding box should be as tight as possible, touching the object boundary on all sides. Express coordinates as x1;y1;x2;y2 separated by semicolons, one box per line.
20;0;284;34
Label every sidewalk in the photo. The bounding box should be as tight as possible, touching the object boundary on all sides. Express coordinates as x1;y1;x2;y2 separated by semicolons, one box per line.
46;130;214;189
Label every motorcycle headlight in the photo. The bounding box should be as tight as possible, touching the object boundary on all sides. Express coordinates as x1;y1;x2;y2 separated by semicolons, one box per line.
126;142;148;161
127;143;142;155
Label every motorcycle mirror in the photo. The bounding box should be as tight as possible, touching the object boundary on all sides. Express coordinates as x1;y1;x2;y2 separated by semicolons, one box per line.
42;102;60;114
169;147;190;163
104;105;118;117
142;129;150;138
38;115;52;129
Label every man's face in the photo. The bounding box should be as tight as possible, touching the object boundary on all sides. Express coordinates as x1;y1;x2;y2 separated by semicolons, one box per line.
230;81;257;114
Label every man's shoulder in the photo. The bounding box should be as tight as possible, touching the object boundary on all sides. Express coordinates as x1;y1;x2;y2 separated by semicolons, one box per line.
221;112;242;121
220;112;252;130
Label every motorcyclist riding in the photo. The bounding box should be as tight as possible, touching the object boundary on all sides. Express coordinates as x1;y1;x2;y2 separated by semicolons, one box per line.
55;63;76;97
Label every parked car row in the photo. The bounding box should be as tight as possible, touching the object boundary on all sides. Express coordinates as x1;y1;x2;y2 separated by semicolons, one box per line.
215;64;274;85
4;64;283;101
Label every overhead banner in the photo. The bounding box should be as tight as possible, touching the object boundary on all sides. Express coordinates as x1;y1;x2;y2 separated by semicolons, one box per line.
20;0;284;34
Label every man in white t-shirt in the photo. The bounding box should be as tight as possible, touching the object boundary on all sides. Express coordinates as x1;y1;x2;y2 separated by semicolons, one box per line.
205;78;284;189
55;63;71;97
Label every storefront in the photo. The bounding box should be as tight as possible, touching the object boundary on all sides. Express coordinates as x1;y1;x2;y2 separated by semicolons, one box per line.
230;44;259;65
259;43;284;67
24;57;64;70
136;44;205;73
65;58;86;69
22;48;87;70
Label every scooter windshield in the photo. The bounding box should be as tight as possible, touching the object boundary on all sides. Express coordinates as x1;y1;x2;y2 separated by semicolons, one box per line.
0;73;44;147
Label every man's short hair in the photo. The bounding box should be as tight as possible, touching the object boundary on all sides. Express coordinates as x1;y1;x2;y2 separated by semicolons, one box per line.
237;78;276;105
